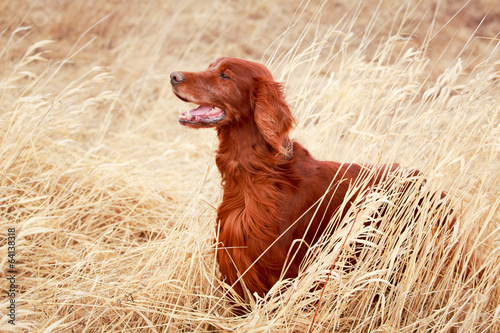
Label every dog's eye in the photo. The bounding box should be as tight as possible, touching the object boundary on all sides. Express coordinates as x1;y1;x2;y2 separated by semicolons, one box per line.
219;72;230;80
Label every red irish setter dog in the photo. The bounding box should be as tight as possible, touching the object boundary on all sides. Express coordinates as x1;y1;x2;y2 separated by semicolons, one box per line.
170;57;446;302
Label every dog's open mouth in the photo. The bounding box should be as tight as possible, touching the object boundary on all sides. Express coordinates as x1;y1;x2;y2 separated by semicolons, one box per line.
178;105;225;126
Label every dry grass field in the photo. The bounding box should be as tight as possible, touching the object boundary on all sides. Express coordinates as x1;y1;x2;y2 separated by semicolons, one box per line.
1;0;499;332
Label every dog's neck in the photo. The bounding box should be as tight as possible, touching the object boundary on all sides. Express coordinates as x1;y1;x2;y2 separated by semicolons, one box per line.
215;124;292;180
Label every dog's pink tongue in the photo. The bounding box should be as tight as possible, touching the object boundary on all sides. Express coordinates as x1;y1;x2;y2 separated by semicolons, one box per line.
190;105;212;115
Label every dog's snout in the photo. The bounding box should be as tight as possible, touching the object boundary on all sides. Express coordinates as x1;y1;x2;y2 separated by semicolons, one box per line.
170;72;186;85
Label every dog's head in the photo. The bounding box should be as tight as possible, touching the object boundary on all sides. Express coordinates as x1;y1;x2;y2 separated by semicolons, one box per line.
171;57;295;154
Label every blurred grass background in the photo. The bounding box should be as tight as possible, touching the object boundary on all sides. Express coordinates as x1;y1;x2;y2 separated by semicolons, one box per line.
0;0;499;332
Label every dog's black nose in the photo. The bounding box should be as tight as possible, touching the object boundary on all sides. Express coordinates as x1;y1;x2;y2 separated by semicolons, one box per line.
170;72;186;85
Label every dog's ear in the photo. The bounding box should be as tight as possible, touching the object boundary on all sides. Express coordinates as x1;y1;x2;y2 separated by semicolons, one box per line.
253;77;295;155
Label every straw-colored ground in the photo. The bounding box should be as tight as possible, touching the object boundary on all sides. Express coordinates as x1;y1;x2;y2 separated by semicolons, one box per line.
1;0;499;332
